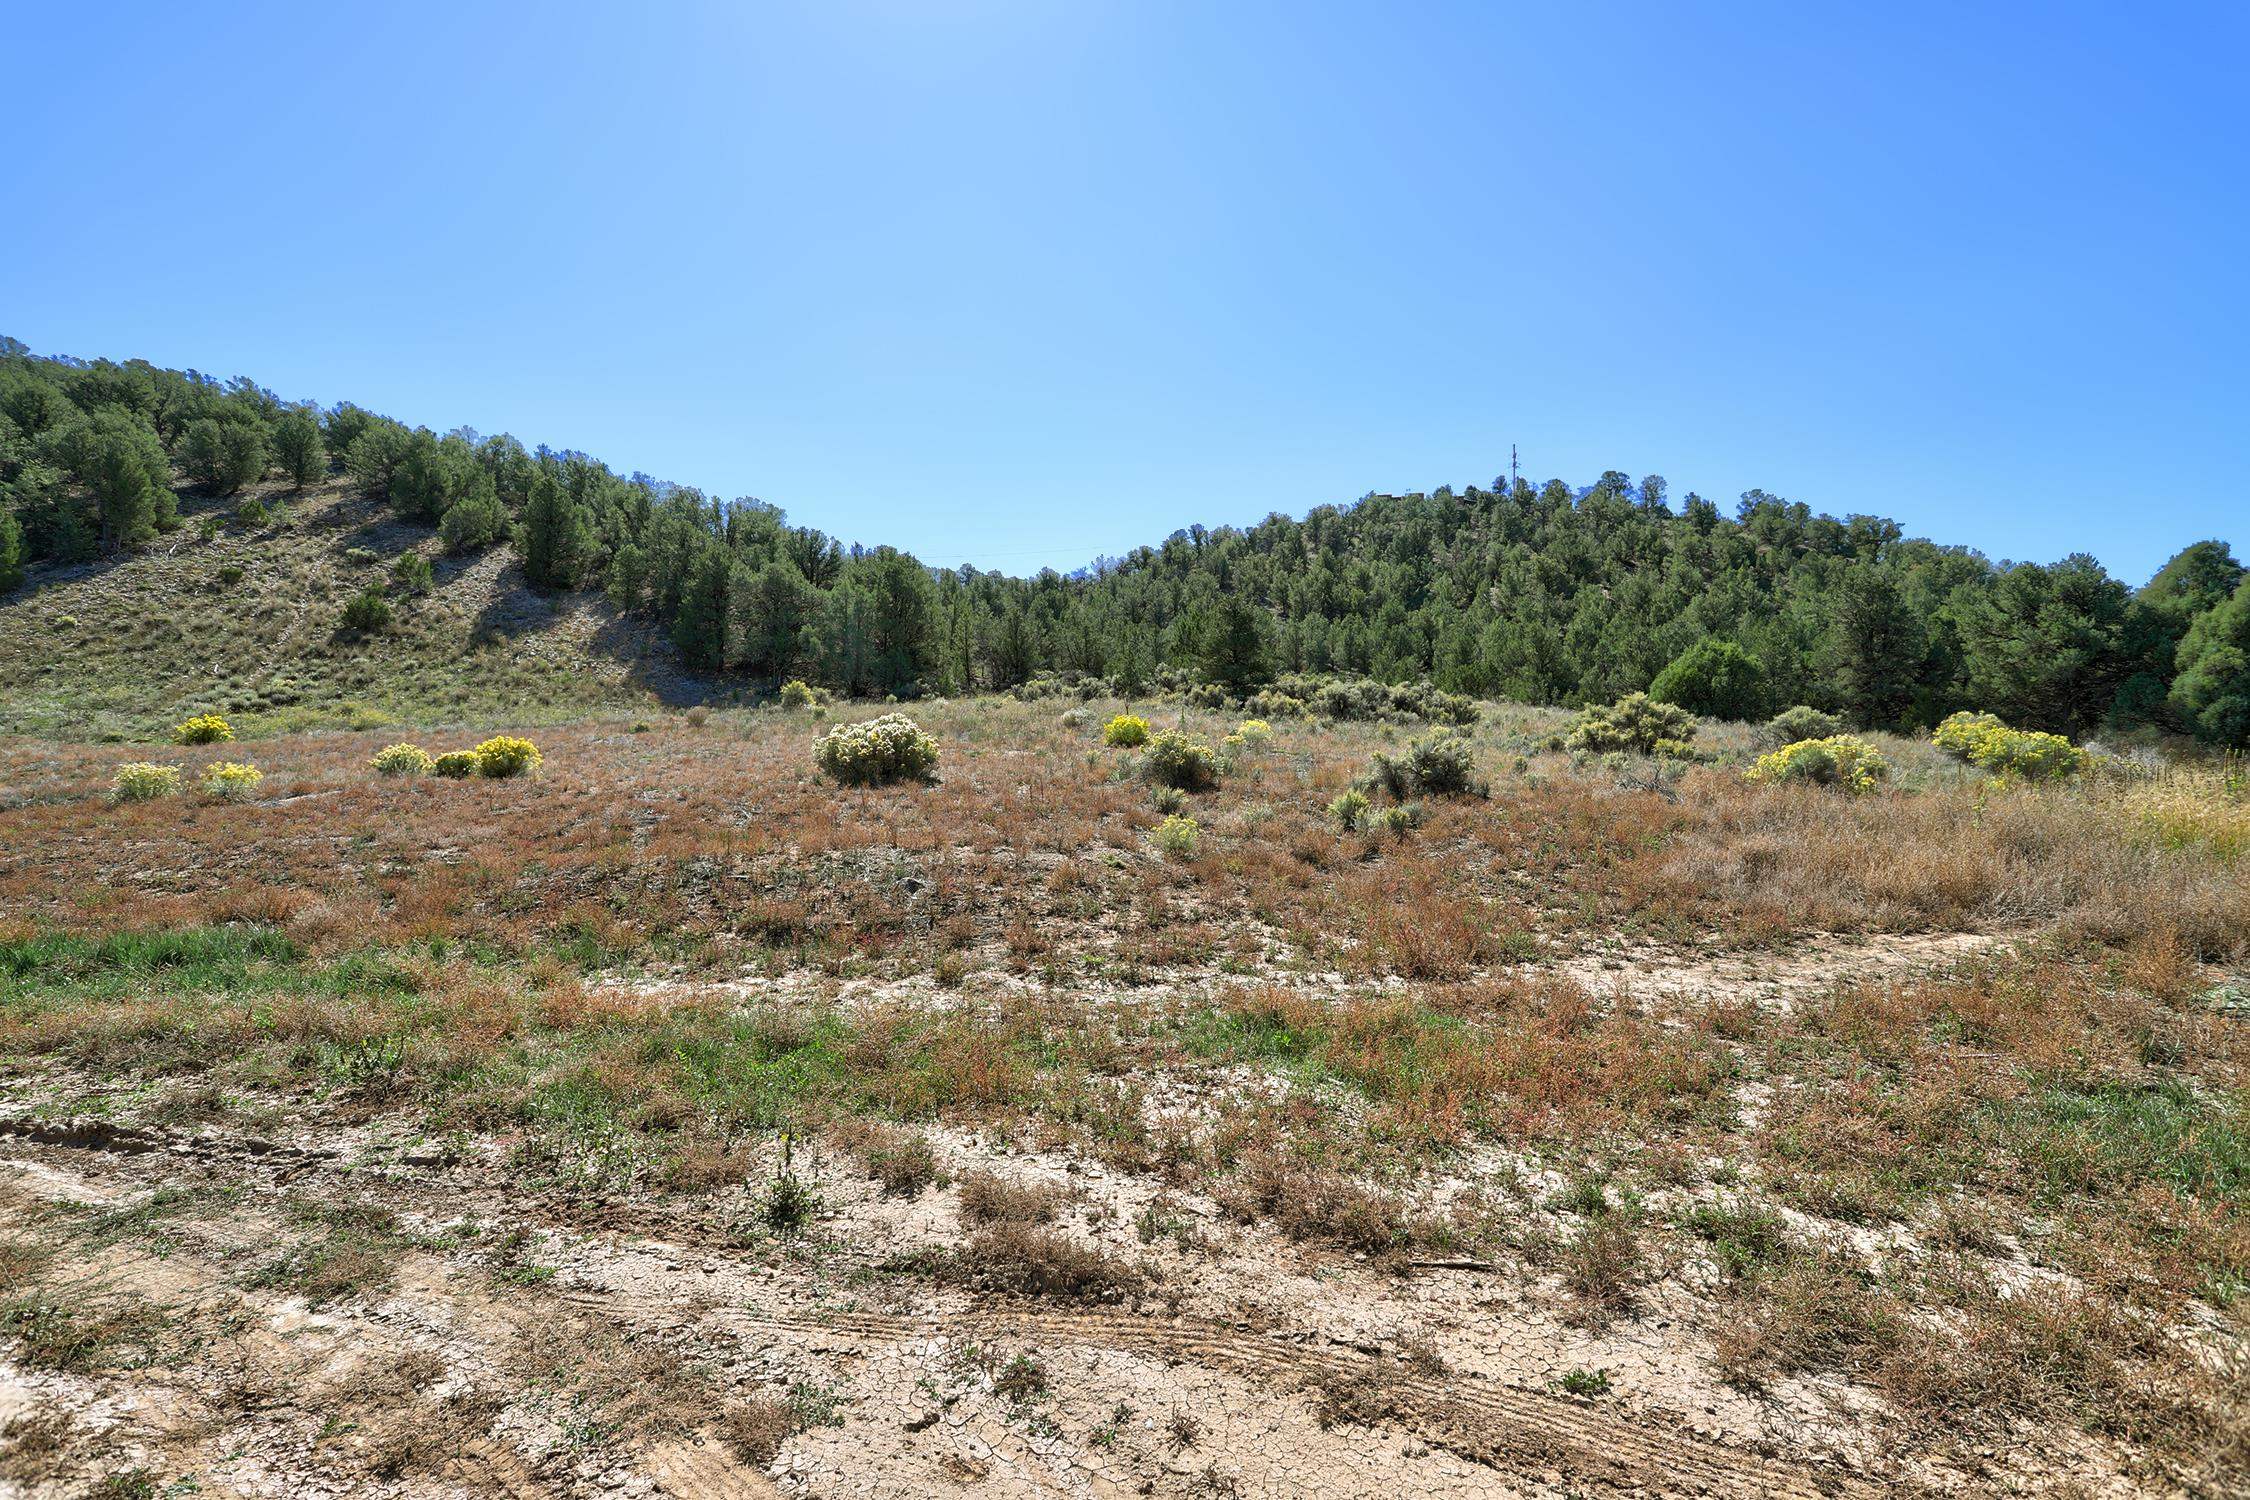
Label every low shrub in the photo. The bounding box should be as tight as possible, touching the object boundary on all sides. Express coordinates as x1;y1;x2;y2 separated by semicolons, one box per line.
1764;705;1844;746
199;761;264;801
472;736;542;779
432;751;479;779
778;679;817;708
1932;711;2084;780
815;714;938;786
1565;693;1697;756
112;763;183;802
1059;707;1091;729
1329;787;1371;832
1141;730;1219;791
173;714;233;746
1153;814;1199;858
1151;785;1187;815
370;743;435;777
1102;714;1151;748
391;553;434;595
340;588;392;633
1233;718;1273;746
1371;803;1422;837
1260;674;1478;726
1746;736;1890;793
1365;732;1484;799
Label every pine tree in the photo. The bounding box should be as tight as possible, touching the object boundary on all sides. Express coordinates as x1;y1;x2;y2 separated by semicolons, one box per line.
0;504;23;592
2168;573;2250;746
1199;594;1273;693
671;545;732;670
521;468;595;592
271;410;325;489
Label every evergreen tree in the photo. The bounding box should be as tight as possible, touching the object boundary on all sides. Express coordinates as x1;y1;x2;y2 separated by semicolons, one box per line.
671;545;731;670
1825;569;1921;727
1199;594;1274;693
1649;638;1769;720
46;410;173;553
520;468;595;591
2168;573;2250;746
271;410;325;489
0;504;22;592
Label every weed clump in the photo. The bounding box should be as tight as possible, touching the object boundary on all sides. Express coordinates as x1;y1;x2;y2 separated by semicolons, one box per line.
1141;729;1219;791
1564;693;1697;756
815;714;938;786
472;736;542;779
1746;736;1890;792
1102;713;1151;748
1329;787;1371;831
173;713;233;746
370;743;434;777
199;761;264;801
960;1222;1144;1301
111;762;183;802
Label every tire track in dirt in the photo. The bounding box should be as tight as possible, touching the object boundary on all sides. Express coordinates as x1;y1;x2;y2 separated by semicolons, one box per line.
5;1111;1875;1497
566;1294;1874;1498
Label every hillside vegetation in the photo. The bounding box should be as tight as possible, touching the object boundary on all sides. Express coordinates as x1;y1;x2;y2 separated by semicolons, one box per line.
4;338;2246;745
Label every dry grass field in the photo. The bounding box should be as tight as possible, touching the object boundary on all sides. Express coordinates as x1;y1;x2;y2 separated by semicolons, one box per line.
1;699;2245;1497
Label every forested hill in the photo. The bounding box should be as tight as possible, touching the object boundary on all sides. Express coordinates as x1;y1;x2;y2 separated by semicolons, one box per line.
2;340;2245;746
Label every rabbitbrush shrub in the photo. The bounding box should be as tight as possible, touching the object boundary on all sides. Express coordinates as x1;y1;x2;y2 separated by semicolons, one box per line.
816;714;939;786
1565;693;1697;756
472;736;543;779
173;714;233;746
113;763;184;802
199;761;264;801
1152;813;1200;858
778;679;817;708
1746;736;1890;793
1365;732;1484;799
432;750;480;779
1141;730;1219;791
370;743;435;777
1102;713;1151;748
1932;711;2084;780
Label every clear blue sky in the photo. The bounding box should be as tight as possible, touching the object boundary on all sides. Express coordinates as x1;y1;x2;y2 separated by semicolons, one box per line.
8;1;2244;584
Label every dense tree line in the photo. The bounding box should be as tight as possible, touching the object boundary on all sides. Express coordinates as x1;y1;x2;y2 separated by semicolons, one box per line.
1;340;2243;743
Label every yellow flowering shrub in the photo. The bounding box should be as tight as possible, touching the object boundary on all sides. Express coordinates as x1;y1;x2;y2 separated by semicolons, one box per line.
432;751;479;778
1932;711;2083;780
778;679;818;708
1746;736;1890;793
370;743;435;777
199;761;264;801
112;762;184;802
472;736;543;779
173;713;234;745
1102;713;1151;748
1153;813;1199;857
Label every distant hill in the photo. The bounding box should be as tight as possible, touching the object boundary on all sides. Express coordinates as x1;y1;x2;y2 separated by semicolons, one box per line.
3;340;2246;744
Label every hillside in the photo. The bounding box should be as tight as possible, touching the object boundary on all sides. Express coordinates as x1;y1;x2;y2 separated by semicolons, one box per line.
0;477;699;739
3;341;2247;746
